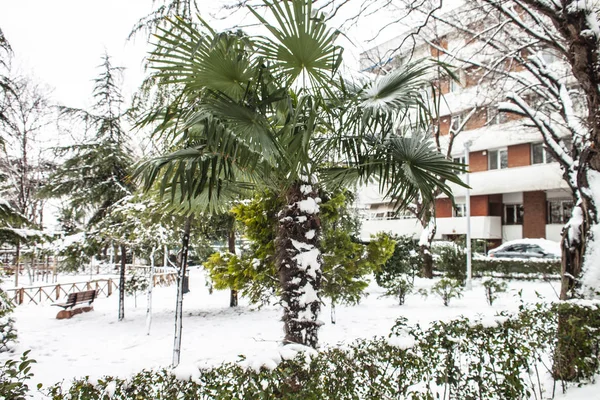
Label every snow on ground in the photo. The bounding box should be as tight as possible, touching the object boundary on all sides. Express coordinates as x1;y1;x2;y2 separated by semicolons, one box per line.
1;267;595;399
2;268;558;385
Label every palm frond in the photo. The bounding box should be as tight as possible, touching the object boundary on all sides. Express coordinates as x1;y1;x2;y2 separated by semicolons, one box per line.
249;0;343;88
381;135;467;212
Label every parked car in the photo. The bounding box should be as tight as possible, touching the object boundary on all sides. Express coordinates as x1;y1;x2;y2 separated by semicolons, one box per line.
487;239;561;260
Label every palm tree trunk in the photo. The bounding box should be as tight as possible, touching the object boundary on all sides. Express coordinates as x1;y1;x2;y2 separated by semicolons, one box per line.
118;244;126;321
228;225;238;307
173;215;192;367
276;181;323;348
419;210;436;279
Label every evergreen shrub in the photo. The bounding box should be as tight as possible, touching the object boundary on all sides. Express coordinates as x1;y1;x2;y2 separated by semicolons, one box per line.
0;287;16;352
43;303;600;399
431;278;463;306
482;278;508;305
0;350;36;400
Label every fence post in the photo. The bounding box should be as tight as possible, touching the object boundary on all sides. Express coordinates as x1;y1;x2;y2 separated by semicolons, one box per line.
108;279;113;296
18;288;24;305
56;284;60;300
86;281;91;290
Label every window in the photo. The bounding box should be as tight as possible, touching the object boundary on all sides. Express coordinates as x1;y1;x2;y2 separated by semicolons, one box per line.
453;156;466;165
454;203;467;217
531;142;555;164
547;199;574;224
487;106;507;125
450;114;462;132
539;48;560;65
504;204;524;225
488;148;508;170
450;72;463;92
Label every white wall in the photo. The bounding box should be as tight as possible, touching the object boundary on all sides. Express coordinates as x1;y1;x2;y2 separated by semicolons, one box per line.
546;224;563;242
502;225;523;241
360;216;502;241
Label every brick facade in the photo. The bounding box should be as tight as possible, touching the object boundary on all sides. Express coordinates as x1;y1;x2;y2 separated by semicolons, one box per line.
465;108;487;130
436;116;451;135
436;198;453;218
469;150;488;172
523;191;546;239
488;194;503;217
435;196;490;217
471;195;489;216
430;37;448;58
465;65;484;88
508;143;531;168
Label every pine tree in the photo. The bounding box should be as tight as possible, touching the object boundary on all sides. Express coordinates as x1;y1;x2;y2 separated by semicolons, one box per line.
0;26;12;131
41;53;135;225
41;53;135;320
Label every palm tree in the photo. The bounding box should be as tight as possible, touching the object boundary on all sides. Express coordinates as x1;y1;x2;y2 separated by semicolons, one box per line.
137;0;465;348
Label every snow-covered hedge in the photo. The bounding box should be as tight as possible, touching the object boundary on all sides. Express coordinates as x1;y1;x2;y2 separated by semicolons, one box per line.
471;257;561;279
432;242;561;280
42;302;600;399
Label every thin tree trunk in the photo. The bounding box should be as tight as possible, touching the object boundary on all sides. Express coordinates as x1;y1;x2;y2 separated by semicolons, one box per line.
228;225;238;307
330;300;336;324
173;215;192;367
276;181;323;348
419;212;437;279
146;247;156;335
420;248;435;279
15;241;20;287
118;244;126;321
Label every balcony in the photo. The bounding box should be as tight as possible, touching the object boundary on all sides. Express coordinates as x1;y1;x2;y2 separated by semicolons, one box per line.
436;216;502;239
360;216;502;240
446;163;569;197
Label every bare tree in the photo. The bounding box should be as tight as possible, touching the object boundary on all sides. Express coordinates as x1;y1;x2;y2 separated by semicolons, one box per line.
356;0;600;380
0;76;53;227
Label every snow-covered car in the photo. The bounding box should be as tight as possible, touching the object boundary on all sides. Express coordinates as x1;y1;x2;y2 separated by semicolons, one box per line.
487;239;560;260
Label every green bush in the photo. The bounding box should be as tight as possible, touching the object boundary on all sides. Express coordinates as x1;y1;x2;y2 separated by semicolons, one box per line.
0;350;36;400
375;235;420;286
0;286;17;353
482;278;508;305
554;301;600;380
382;276;413;305
431;278;464;306
432;241;466;283
41;302;600;399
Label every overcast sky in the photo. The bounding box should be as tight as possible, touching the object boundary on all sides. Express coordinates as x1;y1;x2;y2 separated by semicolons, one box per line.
0;0;424;111
0;0;156;109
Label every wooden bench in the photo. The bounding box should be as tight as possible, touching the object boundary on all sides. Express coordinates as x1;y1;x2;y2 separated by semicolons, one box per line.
52;290;98;319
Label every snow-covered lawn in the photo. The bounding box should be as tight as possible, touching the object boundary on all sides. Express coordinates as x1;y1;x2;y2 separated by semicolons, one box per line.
2;267;564;390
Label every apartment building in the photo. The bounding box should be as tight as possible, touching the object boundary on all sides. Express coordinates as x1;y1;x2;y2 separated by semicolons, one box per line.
358;14;573;246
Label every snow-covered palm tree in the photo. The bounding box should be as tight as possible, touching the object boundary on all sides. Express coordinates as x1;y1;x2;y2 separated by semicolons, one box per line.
137;0;465;348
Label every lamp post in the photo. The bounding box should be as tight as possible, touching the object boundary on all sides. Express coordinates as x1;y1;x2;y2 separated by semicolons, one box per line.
464;140;473;289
